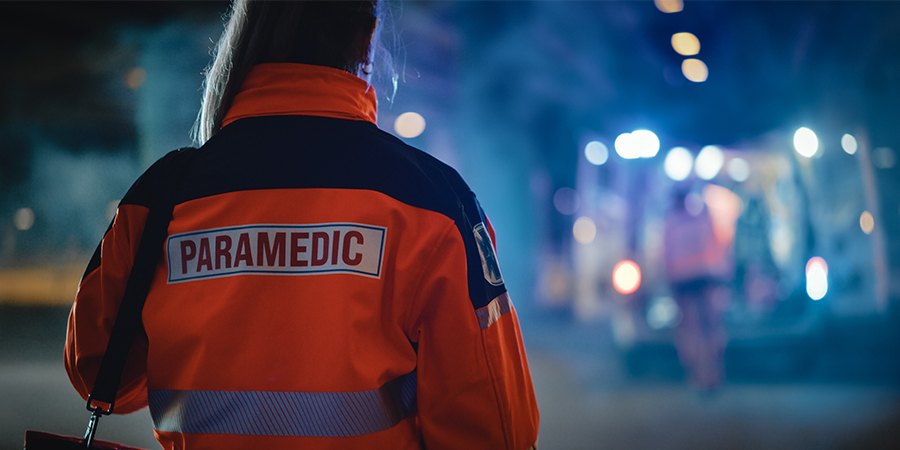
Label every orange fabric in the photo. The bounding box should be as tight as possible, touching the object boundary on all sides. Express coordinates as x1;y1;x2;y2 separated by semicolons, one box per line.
411;226;538;449
145;189;425;394
66;64;538;449
222;63;378;127
481;311;540;449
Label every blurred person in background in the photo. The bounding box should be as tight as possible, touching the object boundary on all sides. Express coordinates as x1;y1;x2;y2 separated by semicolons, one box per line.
64;1;539;449
663;186;733;392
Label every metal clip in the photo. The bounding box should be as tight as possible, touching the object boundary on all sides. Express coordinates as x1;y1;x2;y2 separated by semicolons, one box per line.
82;408;103;448
83;395;113;448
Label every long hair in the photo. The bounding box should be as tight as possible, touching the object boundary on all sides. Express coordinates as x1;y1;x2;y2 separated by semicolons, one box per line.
194;0;383;145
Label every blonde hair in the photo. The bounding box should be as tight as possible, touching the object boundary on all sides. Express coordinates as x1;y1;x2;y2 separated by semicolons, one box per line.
194;0;384;145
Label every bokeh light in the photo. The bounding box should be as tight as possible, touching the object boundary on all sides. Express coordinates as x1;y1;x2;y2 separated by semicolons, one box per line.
841;134;858;155
394;112;426;138
793;127;818;158
654;0;684;13
664;147;694;181
553;187;581;215
585;141;609;165
860;210;875;234
612;260;641;295
671;32;700;56
646;296;682;330
695;145;724;180
615;131;659;159
681;58;708;82
727;157;750;182
805;256;829;278
632;130;660;158
806;257;828;301
14;207;35;231
573;216;597;244
125;67;146;90
614;133;638;159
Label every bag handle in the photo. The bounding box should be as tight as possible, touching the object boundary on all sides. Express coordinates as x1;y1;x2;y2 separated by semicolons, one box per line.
83;148;195;446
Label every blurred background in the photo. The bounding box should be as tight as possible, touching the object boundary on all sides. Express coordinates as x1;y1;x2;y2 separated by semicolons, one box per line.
2;1;900;449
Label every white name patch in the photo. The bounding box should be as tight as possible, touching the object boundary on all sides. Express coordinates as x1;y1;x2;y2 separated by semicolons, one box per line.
166;223;386;283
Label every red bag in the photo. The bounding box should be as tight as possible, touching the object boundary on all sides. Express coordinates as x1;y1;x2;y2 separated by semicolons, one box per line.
24;430;147;450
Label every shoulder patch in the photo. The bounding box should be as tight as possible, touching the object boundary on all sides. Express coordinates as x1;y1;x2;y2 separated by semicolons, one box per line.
473;223;504;287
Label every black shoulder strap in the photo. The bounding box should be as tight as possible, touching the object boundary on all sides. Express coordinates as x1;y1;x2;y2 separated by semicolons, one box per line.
87;148;195;414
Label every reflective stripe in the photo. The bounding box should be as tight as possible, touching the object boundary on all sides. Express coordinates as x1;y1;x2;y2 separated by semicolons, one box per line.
149;371;416;437
475;292;512;329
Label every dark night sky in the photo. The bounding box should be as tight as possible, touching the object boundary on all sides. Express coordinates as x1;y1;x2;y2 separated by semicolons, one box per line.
3;1;899;149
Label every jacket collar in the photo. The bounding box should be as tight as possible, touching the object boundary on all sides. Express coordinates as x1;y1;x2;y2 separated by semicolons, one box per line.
222;63;378;128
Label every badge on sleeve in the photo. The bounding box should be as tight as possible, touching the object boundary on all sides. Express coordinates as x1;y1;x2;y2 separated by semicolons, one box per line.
473;223;504;286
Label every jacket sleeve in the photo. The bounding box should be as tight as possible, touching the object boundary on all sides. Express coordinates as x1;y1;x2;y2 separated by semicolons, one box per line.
64;164;163;414
411;217;539;450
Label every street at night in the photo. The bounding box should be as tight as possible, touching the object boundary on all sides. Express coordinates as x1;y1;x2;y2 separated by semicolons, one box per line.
3;1;900;448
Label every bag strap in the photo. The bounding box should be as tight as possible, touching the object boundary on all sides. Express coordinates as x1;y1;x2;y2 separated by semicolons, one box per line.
86;148;195;415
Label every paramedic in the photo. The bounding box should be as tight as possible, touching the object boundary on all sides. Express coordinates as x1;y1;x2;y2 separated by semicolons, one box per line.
65;1;540;449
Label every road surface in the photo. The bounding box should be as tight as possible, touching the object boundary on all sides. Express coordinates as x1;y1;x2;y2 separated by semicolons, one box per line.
2;305;899;449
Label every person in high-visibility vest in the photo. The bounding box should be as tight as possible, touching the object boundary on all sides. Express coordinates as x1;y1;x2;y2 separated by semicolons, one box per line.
65;1;540;448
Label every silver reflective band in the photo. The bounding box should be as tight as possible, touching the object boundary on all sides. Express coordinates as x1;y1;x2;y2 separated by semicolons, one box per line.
149;371;416;437
476;292;512;330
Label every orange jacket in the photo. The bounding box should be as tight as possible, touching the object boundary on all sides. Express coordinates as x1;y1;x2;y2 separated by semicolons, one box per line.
65;63;539;450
